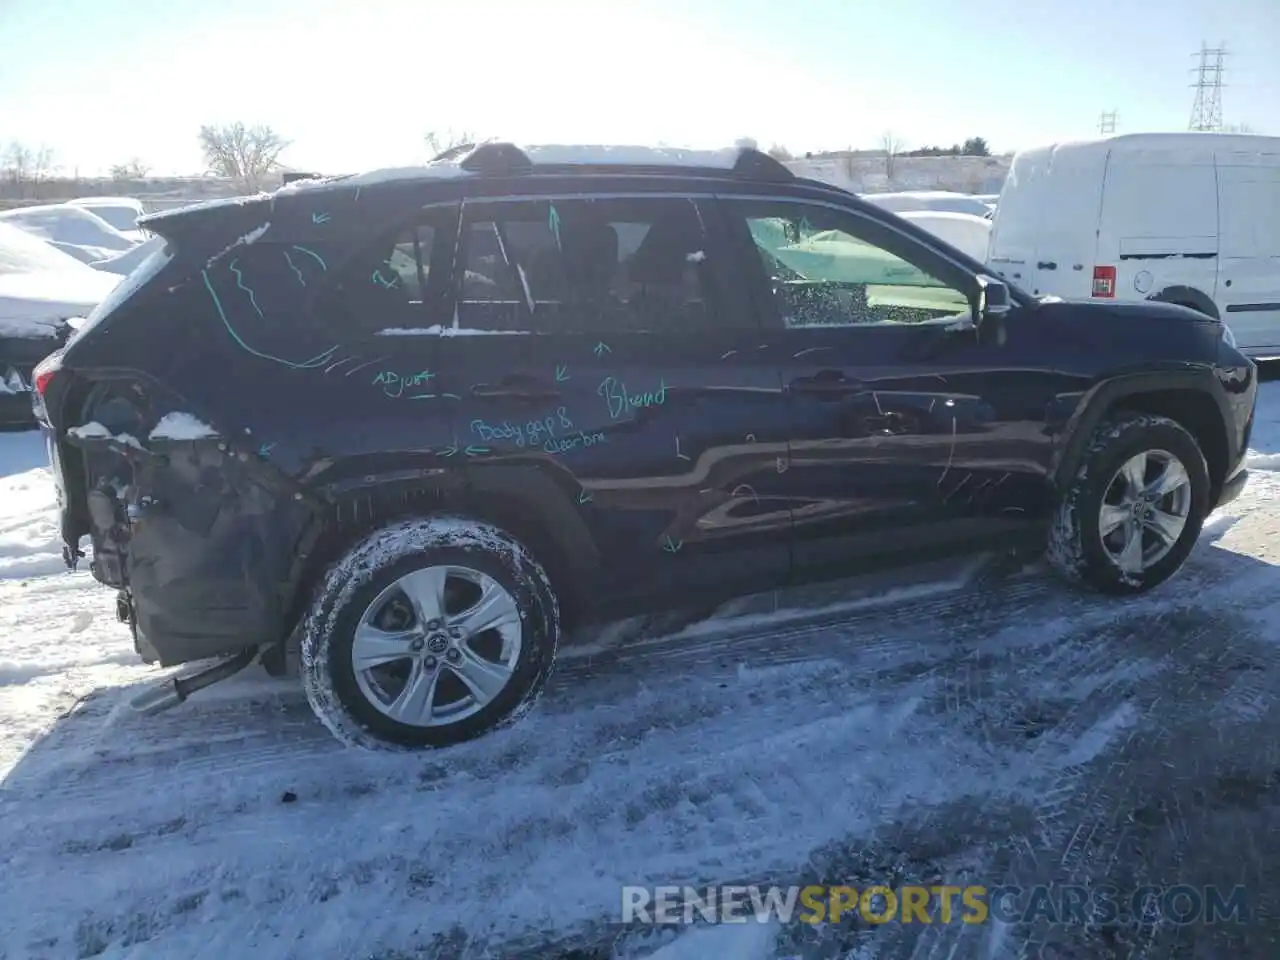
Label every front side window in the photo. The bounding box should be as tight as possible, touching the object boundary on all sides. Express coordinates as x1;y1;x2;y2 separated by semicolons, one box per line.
728;200;973;329
457;196;723;333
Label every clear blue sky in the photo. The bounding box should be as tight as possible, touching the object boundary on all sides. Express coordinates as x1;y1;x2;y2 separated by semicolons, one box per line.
2;0;1277;176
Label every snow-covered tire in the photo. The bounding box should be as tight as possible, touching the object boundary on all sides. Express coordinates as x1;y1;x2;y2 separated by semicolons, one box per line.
1047;413;1211;595
300;515;560;751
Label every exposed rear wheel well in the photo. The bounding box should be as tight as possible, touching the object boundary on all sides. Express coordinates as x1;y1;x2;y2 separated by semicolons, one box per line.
1149;286;1219;320
1110;389;1228;499
285;483;585;646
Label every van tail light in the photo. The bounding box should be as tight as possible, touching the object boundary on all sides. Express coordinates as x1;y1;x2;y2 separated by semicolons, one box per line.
33;351;62;397
1092;265;1117;298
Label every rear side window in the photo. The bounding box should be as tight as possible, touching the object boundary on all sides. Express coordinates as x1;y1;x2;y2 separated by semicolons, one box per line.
65;240;172;347
319;206;456;335
456;196;727;334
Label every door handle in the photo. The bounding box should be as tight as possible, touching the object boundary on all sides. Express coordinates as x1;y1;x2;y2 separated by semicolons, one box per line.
788;370;862;398
470;377;562;401
1036;261;1057;270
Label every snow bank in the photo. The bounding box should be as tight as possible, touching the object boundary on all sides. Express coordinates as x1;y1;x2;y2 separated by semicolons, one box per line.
524;144;741;167
149;412;220;440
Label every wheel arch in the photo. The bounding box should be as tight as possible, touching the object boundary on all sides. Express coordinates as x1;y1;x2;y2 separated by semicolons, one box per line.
1148;285;1220;320
282;464;598;643
1053;372;1230;504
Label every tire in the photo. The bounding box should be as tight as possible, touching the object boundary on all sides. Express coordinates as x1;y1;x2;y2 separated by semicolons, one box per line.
300;515;560;750
1047;413;1211;595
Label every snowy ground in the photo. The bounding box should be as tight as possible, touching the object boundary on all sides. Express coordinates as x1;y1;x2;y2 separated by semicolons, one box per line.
3;380;1280;959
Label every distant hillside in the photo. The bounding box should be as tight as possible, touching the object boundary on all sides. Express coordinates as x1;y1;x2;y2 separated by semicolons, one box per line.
0;153;1015;213
787;154;1011;194
0;175;272;212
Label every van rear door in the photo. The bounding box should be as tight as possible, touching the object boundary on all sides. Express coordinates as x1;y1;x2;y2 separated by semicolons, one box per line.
1096;146;1218;307
988;144;1106;299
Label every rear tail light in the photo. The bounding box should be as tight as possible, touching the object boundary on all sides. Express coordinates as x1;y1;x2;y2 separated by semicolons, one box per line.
33;351;62;397
1092;265;1116;298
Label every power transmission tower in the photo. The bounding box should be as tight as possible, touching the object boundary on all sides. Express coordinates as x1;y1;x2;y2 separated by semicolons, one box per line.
1099;110;1117;135
1189;42;1227;132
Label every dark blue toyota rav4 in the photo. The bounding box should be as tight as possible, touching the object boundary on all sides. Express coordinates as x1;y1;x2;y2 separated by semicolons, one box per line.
32;143;1256;750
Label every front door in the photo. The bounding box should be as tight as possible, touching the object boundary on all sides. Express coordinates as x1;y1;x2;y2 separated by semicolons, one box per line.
432;191;792;611
715;196;1063;579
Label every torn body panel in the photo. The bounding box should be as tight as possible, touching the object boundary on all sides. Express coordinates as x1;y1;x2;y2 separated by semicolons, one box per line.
70;407;316;668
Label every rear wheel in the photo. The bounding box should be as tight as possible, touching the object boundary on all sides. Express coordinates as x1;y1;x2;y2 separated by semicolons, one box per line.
300;516;560;750
1047;414;1211;594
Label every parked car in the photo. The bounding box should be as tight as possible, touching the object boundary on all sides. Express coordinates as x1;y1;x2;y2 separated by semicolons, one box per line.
66;196;148;241
898;210;993;263
988;132;1280;359
0;223;120;425
0;203;139;264
89;235;166;276
859;191;993;218
33;142;1255;751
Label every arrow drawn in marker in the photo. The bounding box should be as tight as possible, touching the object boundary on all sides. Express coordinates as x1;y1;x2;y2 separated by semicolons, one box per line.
661;535;683;554
675;436;691;461
258;442;277;457
439;442;458;457
555;364;570;382
465;445;489;456
592;341;611;357
311;212;331;225
576;490;593;505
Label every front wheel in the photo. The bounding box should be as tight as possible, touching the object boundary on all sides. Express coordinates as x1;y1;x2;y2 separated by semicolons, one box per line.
1047;414;1211;594
300;516;560;750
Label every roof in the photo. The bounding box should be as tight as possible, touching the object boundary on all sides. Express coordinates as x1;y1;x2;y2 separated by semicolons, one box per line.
1015;131;1280;159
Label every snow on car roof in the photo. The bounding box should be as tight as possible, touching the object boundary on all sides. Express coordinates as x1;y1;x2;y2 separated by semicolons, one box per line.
276;142;754;195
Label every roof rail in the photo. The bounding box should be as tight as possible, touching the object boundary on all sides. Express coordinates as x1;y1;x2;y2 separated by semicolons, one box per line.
732;147;795;182
456;141;795;181
459;142;535;175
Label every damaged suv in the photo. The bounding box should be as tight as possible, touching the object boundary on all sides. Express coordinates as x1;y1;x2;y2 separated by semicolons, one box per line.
33;143;1256;751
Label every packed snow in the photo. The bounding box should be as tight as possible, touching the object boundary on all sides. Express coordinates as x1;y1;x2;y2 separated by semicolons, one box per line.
0;378;1278;958
148;412;220;441
65;196;146;237
898;210;993;261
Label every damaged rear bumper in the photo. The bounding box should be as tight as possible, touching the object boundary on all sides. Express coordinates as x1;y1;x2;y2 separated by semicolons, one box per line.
62;423;315;668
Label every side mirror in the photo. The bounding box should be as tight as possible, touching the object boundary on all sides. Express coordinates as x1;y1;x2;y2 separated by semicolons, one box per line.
976;274;1012;319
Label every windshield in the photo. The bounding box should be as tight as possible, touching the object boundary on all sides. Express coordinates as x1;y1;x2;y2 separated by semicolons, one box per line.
77;204;142;233
64;240;172;347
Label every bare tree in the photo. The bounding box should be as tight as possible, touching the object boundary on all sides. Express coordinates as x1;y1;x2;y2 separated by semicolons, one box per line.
766;143;793;161
198;122;291;193
841;147;857;182
109;157;152;180
425;129;478;159
881;131;904;182
2;141;33;186
1222;122;1257;134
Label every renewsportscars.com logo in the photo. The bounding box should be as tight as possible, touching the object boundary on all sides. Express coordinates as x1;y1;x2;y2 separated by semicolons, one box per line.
621;884;1249;926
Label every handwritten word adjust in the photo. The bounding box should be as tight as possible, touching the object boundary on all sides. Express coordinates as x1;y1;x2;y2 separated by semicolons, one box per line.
373;369;434;398
598;376;667;420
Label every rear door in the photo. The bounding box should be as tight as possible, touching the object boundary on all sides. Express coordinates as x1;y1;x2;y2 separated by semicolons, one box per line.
432;190;791;611
1215;150;1280;352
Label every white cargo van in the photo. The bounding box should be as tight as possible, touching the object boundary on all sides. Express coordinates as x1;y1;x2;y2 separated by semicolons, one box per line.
987;132;1280;358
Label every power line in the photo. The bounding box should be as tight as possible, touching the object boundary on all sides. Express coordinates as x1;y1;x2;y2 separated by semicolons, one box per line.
1189;42;1227;132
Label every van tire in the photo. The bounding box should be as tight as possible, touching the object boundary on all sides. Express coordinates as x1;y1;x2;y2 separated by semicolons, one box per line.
1047;413;1210;595
299;515;560;751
